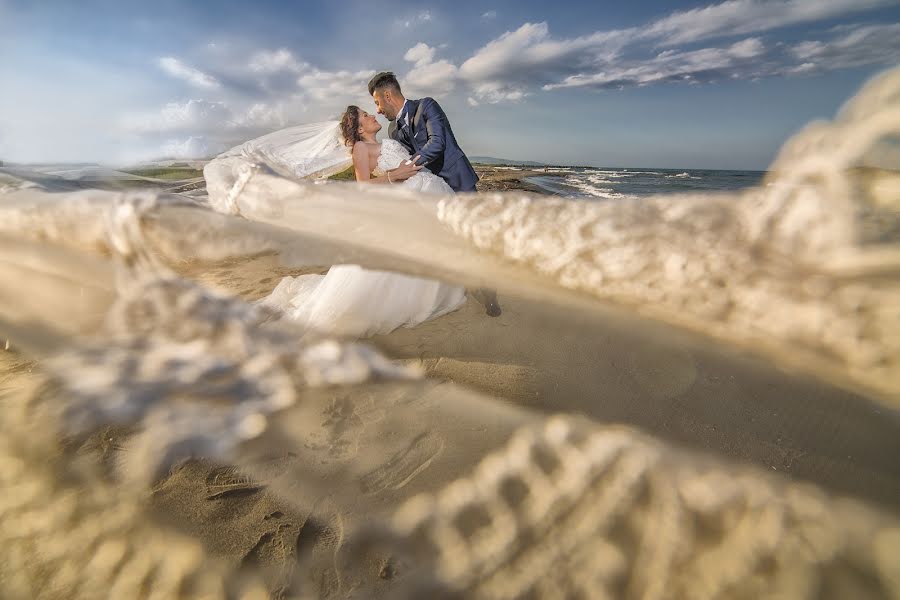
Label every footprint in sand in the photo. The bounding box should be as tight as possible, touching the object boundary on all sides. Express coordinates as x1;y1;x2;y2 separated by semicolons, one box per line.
241;519;302;595
204;465;263;500
242;522;294;568
204;453;298;500
295;500;345;598
359;431;445;495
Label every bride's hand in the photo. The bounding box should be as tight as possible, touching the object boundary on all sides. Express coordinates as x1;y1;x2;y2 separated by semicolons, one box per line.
390;155;424;182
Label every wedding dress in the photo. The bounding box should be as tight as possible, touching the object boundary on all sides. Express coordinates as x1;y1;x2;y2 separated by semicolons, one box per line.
375;138;455;194
252;127;465;338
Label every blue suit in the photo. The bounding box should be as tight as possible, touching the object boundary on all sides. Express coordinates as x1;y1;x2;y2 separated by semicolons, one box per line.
389;97;479;192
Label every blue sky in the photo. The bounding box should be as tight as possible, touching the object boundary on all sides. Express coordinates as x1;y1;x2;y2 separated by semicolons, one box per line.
1;0;898;169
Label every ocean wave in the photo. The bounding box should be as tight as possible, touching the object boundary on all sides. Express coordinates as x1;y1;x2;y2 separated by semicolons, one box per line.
557;174;632;198
589;170;633;178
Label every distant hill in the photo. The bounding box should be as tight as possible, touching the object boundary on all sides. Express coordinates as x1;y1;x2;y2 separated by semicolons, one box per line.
470;156;546;167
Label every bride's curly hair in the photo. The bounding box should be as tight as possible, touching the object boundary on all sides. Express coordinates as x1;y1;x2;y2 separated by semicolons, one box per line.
340;105;361;147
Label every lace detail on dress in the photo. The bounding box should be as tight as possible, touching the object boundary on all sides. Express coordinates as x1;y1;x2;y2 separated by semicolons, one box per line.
377;139;413;175
376;139;455;195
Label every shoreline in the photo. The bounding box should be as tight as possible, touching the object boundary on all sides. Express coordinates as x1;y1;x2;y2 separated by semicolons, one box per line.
474;165;561;194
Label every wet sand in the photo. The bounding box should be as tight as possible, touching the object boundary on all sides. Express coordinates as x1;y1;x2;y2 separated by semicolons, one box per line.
474;166;560;194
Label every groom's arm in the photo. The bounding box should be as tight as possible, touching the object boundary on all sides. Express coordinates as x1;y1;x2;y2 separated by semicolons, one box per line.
414;98;449;167
352;142;421;184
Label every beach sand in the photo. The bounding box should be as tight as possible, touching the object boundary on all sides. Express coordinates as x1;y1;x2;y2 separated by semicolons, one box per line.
9;286;895;596
2;167;898;598
147;172;900;593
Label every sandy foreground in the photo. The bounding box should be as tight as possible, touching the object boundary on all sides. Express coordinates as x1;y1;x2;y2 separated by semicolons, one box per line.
2;166;898;598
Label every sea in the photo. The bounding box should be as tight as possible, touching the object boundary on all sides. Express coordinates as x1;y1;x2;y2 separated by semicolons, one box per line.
513;166;765;199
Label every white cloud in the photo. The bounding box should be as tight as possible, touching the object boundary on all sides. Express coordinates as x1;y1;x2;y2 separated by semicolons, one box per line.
482;10;497;20
542;20;900;91
404;43;436;67
121;100;238;160
787;62;818;75
158;57;220;89
121;98;298;159
297;68;374;104
231;102;288;130
784;23;900;72
543;37;777;91
457;1;900;98
470;82;528;103
728;37;765;59
397;10;433;28
160;136;216;159
791;41;825;60
249;48;307;73
123;99;290;136
402;43;459;97
120;46;385;161
459;22;629;87
642;0;897;45
454;20;629;101
406;60;459;97
117;0;899;160
459;22;550;82
123;99;231;133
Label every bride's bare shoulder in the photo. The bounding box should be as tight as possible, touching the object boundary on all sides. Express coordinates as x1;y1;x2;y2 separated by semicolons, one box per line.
352;140;376;159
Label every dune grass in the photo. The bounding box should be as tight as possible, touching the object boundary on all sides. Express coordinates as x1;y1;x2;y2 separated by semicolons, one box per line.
328;166;356;181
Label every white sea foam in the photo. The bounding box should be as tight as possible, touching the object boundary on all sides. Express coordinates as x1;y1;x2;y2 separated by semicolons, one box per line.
560;173;631;198
591;170;633;178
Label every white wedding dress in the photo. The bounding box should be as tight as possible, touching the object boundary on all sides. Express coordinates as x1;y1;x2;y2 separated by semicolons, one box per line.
257;135;466;338
374;138;455;194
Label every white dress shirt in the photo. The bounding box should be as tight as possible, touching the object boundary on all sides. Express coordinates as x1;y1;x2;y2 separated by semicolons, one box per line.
397;99;410;128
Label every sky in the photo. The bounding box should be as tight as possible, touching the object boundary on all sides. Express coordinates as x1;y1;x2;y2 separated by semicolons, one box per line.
1;0;898;169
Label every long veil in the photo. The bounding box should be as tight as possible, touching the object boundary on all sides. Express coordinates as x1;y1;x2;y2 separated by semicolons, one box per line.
204;121;352;214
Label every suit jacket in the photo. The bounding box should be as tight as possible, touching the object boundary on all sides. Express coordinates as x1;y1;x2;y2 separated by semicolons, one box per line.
389;97;479;193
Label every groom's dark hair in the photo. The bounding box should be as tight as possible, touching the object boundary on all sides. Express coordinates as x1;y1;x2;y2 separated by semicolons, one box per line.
368;71;402;96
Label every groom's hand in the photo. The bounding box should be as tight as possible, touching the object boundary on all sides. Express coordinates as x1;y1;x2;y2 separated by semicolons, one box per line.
390;155;423;181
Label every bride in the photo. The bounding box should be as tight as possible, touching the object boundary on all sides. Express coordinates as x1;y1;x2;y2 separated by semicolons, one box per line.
340;105;453;194
257;106;466;338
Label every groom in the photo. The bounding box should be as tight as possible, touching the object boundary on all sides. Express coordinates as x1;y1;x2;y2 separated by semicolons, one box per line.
369;71;500;317
368;71;479;192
